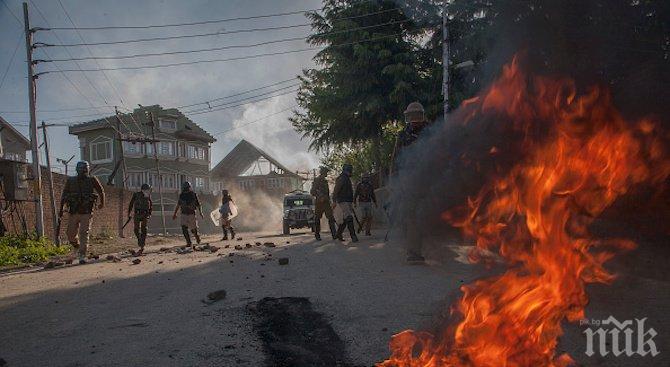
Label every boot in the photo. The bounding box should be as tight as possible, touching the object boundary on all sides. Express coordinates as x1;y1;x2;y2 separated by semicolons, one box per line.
221;228;228;241
347;219;359;243
335;223;346;241
314;222;322;241
229;227;236;239
328;220;337;240
181;225;192;246
192;229;201;245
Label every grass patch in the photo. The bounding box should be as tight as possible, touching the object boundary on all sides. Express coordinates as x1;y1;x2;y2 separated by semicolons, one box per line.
0;234;71;267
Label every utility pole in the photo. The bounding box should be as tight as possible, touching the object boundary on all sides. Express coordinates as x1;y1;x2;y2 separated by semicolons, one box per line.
40;122;59;244
442;0;450;121
113;107;128;188
24;2;44;237
147;111;167;236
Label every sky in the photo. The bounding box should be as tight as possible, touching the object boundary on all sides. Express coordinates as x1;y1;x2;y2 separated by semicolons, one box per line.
0;0;323;174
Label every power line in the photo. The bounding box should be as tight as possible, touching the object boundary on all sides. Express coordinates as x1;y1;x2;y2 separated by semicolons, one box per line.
44;19;410;62
0;32;22;91
56;0;144;133
37;10;407;48
48;9;318;31
40;23;312;47
176;77;297;109
44;5;398;31
182;83;299;114
0;105;113;113
185;87;299;116
45;33;407;73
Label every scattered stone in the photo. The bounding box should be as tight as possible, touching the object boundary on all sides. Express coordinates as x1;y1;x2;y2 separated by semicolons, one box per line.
382;327;388;332
263;242;276;248
286;241;290;244
102;280;105;283
160;247;171;252
0;357;6;366
234;245;243;250
255;242;262;246
207;289;227;302
245;243;252;248
229;253;235;257
278;258;289;265
229;260;234;263
106;255;122;263
224;245;230;249
176;247;193;254
260;275;265;278
236;238;243;241
209;245;220;253
158;261;163;264
132;259;142;265
224;344;235;349
260;263;265;266
88;254;100;260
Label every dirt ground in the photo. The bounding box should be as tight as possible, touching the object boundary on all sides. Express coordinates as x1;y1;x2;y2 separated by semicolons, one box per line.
0;229;667;366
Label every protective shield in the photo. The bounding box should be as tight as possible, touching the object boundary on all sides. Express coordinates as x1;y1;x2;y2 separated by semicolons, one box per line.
210;201;239;226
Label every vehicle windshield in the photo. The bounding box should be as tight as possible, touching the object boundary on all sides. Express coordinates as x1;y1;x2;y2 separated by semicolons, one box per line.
285;198;312;207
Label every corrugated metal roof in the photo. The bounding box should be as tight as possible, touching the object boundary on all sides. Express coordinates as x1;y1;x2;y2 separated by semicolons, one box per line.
211;139;302;179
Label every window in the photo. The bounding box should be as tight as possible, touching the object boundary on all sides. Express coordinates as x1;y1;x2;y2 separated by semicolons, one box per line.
90;140;112;163
195;177;204;188
161;174;176;189
239;179;255;190
267;178;279;189
187;145;206;160
145;143;154;156
159;141;175;156
127;172;144;188
178;142;186;157
123;141;141;155
159;119;177;131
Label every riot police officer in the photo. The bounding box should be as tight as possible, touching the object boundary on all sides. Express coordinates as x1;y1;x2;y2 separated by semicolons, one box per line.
172;181;203;248
354;173;377;236
128;183;152;255
393;101;430;264
332;163;358;243
310;166;337;241
58;161;105;264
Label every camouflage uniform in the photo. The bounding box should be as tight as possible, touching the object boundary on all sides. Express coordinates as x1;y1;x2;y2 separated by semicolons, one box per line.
177;189;201;246
354;179;377;235
310;173;336;240
332;166;358;242
60;175;105;258
128;191;152;250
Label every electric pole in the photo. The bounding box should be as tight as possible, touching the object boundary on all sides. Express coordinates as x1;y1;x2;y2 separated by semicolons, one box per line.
442;0;450;121
40;122;59;244
24;2;44;237
147;111;167;236
57;155;75;176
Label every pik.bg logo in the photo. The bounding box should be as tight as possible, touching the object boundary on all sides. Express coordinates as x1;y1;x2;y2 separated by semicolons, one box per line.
581;316;660;357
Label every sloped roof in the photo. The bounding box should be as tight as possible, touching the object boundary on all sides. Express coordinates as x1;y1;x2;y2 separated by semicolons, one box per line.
0;116;31;148
68;105;215;143
211;139;302;179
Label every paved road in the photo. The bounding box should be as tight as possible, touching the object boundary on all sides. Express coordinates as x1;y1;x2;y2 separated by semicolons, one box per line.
0;230;667;366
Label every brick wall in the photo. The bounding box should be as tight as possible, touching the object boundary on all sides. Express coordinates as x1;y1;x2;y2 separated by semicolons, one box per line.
2;165;221;239
2;166;133;241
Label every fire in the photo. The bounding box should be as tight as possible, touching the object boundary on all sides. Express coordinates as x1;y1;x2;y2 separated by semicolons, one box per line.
379;56;670;367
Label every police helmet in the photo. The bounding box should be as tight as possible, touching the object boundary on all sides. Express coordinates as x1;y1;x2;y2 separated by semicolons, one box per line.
319;166;330;175
404;101;426;124
342;163;353;175
75;161;90;175
141;183;151;191
181;181;192;191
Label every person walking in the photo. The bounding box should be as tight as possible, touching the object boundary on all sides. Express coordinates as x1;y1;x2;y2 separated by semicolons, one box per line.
310;166;337;240
332;163;358;243
354;173;377;236
219;190;236;240
172;181;203;248
58;161;105;264
127;183;152;255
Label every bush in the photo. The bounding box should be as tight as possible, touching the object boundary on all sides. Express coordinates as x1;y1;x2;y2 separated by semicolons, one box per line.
0;234;71;267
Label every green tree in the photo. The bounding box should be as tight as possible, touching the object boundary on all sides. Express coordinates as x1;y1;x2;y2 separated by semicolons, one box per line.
291;0;429;174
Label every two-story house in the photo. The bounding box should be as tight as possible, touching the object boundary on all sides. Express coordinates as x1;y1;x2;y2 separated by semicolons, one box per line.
0;115;30;162
68;105;216;215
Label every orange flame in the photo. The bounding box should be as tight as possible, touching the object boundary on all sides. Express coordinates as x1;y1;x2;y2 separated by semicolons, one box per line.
379;56;670;367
